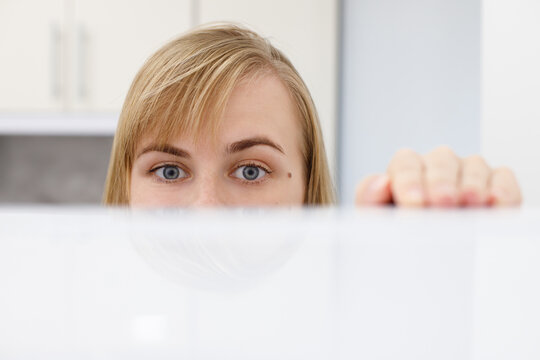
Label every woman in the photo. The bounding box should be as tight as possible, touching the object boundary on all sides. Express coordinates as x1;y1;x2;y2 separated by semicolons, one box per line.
103;23;521;207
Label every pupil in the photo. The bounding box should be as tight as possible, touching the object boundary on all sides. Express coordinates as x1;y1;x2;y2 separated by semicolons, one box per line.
243;166;259;180
164;166;179;179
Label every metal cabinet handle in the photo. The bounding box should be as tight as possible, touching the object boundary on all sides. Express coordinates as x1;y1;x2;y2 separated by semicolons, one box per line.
50;23;62;100
77;24;89;101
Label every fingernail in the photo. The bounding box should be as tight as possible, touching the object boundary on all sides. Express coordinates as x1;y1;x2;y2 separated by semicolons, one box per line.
461;190;484;206
463;192;479;205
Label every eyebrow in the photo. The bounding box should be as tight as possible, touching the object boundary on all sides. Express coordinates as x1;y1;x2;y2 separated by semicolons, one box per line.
137;136;285;159
227;136;285;155
138;144;191;159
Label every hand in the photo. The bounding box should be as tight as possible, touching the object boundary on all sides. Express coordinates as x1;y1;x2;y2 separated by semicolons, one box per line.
355;146;522;207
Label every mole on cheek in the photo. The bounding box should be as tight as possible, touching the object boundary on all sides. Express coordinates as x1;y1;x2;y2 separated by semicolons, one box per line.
288;172;292;178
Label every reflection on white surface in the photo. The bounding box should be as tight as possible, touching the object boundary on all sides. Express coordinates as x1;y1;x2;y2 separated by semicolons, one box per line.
130;211;302;291
132;315;168;345
473;214;540;360
0;207;538;359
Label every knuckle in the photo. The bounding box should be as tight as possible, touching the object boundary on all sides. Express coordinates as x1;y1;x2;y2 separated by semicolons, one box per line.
424;159;459;177
431;145;458;159
491;167;522;203
426;171;457;185
463;155;489;169
392;171;423;193
462;171;488;184
462;158;490;184
492;167;520;189
355;174;377;193
461;183;484;193
392;148;418;160
355;174;377;196
388;148;421;173
424;146;460;168
494;166;515;177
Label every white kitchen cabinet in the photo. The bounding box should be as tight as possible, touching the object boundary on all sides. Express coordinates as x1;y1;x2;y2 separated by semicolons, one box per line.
0;0;65;111
71;0;192;111
0;0;337;158
0;0;192;113
199;0;338;173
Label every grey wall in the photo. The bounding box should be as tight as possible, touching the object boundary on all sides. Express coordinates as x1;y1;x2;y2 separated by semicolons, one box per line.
0;136;113;204
339;0;481;203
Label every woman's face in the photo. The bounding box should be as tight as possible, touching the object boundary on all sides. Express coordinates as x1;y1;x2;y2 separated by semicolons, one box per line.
130;74;306;207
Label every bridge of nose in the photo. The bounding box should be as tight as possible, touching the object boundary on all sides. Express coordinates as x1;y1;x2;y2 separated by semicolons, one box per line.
189;169;228;206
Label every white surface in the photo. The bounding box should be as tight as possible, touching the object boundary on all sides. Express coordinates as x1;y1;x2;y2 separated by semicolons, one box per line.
481;0;540;206
0;114;118;135
473;224;540;360
0;207;538;359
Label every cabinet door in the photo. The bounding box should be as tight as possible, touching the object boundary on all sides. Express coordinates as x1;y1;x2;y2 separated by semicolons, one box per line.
199;0;338;172
72;0;192;111
0;0;65;111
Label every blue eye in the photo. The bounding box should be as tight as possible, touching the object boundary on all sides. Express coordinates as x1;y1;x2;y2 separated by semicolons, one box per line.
154;165;187;181
233;165;268;181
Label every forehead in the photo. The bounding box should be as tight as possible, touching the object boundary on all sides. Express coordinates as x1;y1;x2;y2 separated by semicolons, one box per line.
138;74;303;152
218;74;301;142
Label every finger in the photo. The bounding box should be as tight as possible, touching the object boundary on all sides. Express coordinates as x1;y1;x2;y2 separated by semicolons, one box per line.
459;155;491;206
422;146;460;207
355;174;392;206
489;167;522;206
387;148;425;207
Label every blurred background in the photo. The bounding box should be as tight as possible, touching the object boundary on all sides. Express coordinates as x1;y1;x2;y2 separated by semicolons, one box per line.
0;0;538;205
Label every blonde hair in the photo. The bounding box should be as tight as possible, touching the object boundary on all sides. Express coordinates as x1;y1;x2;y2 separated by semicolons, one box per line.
103;23;334;205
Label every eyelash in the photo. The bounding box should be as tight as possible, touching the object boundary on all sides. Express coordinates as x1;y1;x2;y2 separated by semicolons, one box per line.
148;162;273;185
148;163;189;184
231;162;273;185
